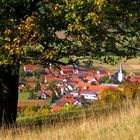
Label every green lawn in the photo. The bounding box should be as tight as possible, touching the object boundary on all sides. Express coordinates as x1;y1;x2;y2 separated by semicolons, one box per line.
18;92;29;100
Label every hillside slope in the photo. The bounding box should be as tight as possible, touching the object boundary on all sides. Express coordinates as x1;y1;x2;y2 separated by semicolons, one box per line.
1;103;140;140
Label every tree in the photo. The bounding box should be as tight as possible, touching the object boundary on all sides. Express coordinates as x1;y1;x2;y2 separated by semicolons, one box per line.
0;0;43;126
61;0;140;63
0;0;140;126
34;81;41;92
49;92;58;104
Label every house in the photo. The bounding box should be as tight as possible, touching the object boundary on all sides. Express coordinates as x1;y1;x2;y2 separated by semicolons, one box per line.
70;91;79;97
129;76;140;83
40;83;47;91
51;94;75;111
44;76;58;83
37;90;52;99
18;84;25;92
80;90;99;100
78;82;91;90
81;93;98;100
60;66;74;75
27;82;36;89
24;64;39;72
55;94;75;106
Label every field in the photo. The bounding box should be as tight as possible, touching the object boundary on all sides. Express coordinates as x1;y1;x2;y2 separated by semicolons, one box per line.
92;57;140;73
18;100;48;108
18;92;48;108
18;92;29;100
1;102;140;140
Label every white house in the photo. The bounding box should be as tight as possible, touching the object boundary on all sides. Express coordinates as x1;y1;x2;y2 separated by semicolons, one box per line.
81;91;99;100
70;91;79;97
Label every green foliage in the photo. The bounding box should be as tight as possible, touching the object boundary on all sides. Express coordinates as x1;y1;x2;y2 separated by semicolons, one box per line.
62;104;74;112
23;106;39;116
16;98;136;127
82;60;94;69
19;65;26;82
99;76;110;84
99;87;123;105
23;106;37;117
0;0;140;65
118;82;140;100
50;92;58;104
33;67;43;79
99;82;140;105
18;105;51;117
34;81;41;92
48;81;59;103
28;92;37;99
18;92;29;100
62;0;140;64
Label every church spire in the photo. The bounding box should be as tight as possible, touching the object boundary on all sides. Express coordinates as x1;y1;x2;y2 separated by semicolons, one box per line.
118;63;124;82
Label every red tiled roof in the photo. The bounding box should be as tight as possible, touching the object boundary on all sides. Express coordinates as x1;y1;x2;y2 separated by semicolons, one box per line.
88;85;108;90
61;69;73;74
61;65;72;69
86;76;95;81
130;77;140;83
52;105;62;112
71;77;81;83
47;90;53;96
40;84;47;90
78;82;90;87
24;64;39;71
44;76;58;82
27;82;36;88
59;95;75;105
56;85;64;88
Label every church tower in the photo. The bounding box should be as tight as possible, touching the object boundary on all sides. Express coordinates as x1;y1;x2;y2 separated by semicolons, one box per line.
118;63;124;82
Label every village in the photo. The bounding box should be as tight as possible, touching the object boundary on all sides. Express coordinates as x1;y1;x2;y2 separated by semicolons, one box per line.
18;63;140;112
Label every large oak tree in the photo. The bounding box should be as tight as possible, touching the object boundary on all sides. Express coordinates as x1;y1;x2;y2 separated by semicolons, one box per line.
0;0;139;126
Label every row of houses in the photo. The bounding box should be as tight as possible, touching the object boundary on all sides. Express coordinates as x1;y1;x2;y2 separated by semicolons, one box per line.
19;63;139;111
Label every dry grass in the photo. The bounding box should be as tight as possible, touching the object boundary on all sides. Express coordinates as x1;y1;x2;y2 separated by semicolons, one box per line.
1;103;140;140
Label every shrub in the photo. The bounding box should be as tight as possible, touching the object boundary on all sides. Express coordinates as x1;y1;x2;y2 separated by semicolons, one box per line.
23;106;36;116
99;76;110;84
99;82;140;105
36;107;51;115
99;87;123;105
118;82;140;100
28;92;37;99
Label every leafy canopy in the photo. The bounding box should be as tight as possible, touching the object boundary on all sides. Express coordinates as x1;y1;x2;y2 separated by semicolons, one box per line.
0;0;140;66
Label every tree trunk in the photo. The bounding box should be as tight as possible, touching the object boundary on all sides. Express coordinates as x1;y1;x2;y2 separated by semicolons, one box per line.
0;65;19;127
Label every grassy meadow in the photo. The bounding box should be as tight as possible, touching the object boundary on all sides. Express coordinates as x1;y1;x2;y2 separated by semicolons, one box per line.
18;92;29;100
92;57;140;73
1;101;140;140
